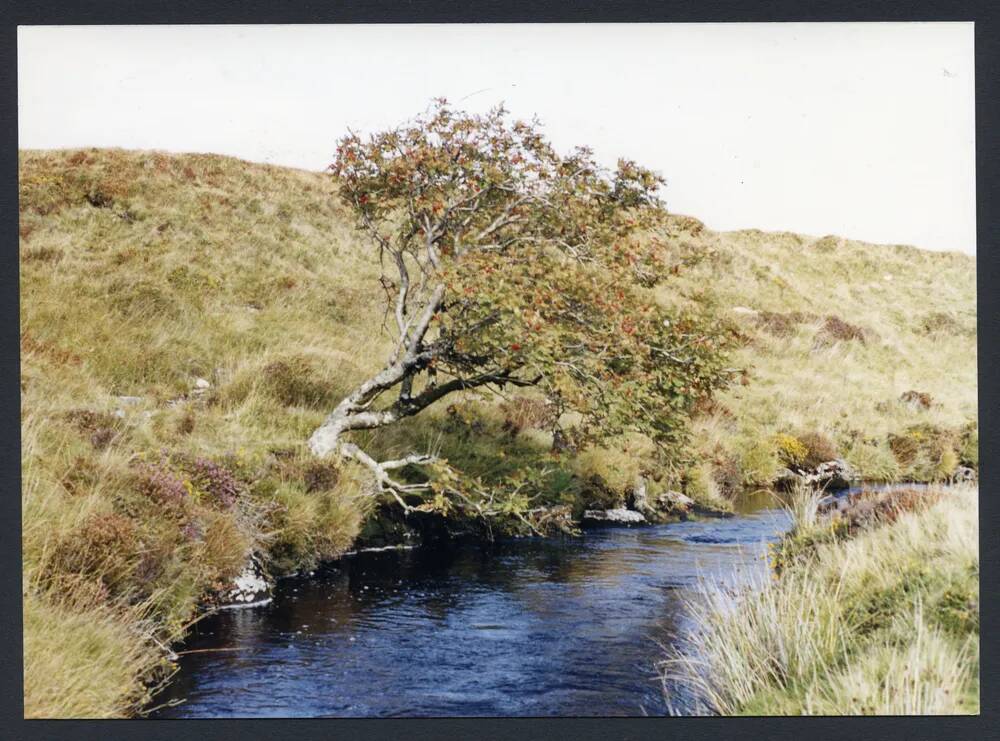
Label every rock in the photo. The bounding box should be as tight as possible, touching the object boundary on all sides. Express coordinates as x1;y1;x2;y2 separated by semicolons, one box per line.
626;478;694;523
731;306;759;317
220;553;272;608
191;377;212;396
660;489;694;510
628;477;650;512
808;459;857;491
774;467;802;490
115;395;143;405
581;508;646;526
775;459;858;492
953;466;977;483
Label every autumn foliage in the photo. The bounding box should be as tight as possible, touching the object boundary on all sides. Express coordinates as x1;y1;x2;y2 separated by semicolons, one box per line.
311;100;732;518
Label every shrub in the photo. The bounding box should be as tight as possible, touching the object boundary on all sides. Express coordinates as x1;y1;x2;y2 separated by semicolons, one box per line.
259;355;338;408
738;438;780;486
134;462;188;506
797;431;840;469
49;512;140;598
919;311;972;337
888;424;960;482
303;460;341;493
754;311;815;337
499;395;557;437
22;246;63;263
64;409;125;450
710;452;743;498
813;315;872;347
900;390;933;410
178;455;243;509
959;423;978;468
845;438;900;482
888;432;920;466
774;433;808;468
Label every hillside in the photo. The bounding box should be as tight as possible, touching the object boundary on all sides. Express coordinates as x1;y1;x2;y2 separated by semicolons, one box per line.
19;149;977;717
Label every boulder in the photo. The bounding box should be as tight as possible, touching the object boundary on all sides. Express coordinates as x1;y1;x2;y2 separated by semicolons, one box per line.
657;489;694;512
625;479;695;523
581;508;646;526
775;459;858;492
220;553;272;608
809;459;858;490
953;466;977;483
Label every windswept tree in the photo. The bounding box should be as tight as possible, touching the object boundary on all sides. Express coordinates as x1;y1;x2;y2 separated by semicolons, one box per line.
309;100;730;521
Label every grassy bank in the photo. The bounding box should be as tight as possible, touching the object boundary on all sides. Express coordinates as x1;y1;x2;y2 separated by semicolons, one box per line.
655;221;977;495
662;485;979;715
20;148;976;717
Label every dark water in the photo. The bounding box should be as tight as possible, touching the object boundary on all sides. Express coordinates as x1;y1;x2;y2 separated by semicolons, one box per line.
150;492;790;718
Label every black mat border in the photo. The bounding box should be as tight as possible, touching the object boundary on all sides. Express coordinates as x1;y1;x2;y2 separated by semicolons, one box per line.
1;3;996;740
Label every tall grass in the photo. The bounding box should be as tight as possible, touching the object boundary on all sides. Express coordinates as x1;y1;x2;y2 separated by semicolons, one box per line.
784;483;824;533
661;485;979;715
660;221;977;490
19;148;977;717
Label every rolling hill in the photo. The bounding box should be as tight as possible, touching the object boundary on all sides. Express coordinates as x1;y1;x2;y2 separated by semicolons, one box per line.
19;148;976;716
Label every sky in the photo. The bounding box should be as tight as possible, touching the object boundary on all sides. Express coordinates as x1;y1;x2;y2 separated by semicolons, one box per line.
18;23;976;253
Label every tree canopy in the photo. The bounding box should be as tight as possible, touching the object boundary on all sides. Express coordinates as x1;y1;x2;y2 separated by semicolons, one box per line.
308;100;732;525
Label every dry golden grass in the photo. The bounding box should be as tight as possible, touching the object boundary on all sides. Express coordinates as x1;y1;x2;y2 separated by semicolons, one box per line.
656;218;976;486
662;485;979;715
20;148;976;717
20;148;385;716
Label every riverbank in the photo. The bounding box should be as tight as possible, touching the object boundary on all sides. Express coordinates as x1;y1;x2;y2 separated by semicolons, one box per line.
20;149;976;717
149;491;789;717
662;484;979;715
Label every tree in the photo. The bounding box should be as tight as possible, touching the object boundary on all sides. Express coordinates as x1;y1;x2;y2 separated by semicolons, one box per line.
309;100;730;522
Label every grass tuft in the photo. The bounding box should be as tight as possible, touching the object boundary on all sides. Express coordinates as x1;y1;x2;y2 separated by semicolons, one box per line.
661;485;978;715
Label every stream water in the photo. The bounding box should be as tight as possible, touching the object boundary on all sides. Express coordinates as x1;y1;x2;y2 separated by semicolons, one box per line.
149;491;790;718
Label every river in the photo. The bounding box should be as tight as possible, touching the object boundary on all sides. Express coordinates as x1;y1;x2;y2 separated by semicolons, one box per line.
149;491;790;718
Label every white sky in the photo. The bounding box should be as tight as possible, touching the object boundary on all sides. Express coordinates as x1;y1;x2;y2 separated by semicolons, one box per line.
18;23;976;253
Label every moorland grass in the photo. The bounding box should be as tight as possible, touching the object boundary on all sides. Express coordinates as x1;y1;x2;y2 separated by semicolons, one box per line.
19;149;976;716
661;485;979;715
